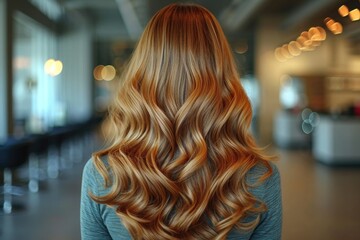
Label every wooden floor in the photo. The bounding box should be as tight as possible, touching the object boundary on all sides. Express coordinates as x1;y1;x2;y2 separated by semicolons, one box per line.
1;148;360;240
276;149;360;240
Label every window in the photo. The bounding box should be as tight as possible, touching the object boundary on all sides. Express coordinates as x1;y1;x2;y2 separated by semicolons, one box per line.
13;12;59;135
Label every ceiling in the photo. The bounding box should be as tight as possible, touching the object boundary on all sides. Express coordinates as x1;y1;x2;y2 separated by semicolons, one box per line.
53;0;360;65
56;0;359;42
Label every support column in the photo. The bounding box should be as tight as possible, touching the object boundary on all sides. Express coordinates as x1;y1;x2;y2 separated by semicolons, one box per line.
0;0;11;140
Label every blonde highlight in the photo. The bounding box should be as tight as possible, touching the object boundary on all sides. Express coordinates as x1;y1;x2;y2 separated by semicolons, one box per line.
92;3;273;239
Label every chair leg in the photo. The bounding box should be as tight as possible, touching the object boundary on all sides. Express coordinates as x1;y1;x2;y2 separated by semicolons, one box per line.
28;154;39;193
3;168;13;214
47;146;59;179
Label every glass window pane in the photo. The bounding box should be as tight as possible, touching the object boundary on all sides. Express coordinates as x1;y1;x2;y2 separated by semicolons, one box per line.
13;12;59;135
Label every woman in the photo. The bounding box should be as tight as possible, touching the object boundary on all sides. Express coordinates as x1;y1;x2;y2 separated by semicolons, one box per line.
81;3;282;240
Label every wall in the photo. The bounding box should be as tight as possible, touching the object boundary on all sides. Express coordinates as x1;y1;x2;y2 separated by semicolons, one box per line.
58;17;94;123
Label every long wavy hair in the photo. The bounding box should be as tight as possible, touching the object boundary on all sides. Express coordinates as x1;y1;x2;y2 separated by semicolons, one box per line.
92;3;272;239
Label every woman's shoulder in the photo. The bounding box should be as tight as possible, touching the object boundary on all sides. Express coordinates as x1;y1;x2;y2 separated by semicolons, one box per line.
247;161;280;182
82;156;110;193
246;162;281;201
83;156;105;177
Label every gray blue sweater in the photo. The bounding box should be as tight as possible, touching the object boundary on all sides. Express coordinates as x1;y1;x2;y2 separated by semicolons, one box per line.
80;159;282;239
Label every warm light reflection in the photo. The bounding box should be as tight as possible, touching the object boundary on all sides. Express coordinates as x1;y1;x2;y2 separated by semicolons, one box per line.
324;17;343;35
14;57;30;69
288;41;301;56
44;59;55;75
44;58;63;76
281;44;293;59
52;61;63;76
316;27;326;41
93;65;104;80
101;65;116;81
274;48;286;62
311;41;321;47
329;23;337;32
338;5;349;17
234;42;248;54
300;31;310;40
332;22;343;35
301;45;315;52
349;8;360;21
296;36;306;48
301;31;314;46
275;26;326;62
308;27;320;40
324;17;335;30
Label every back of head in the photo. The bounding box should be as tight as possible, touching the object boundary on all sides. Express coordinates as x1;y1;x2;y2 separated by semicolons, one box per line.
94;3;271;239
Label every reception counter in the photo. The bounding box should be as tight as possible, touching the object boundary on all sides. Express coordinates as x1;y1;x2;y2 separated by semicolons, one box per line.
312;115;360;165
273;110;311;149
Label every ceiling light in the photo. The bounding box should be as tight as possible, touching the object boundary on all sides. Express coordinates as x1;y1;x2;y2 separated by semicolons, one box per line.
300;31;310;40
51;61;63;77
234;42;248;54
301;46;316;52
274;48;286;62
316;27;327;41
44;58;63;77
338;5;349;17
93;65;104;80
300;31;313;46
349;9;360;21
44;59;55;75
332;22;343;35
101;65;116;81
324;17;333;24
325;18;335;29
280;44;293;59
296;36;307;48
288;41;301;56
311;41;321;47
309;27;321;41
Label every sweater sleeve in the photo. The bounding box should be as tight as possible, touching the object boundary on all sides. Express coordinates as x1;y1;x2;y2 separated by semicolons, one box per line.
80;159;112;240
250;164;282;240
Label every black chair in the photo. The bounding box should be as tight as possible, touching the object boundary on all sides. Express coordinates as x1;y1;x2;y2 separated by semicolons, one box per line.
0;138;30;214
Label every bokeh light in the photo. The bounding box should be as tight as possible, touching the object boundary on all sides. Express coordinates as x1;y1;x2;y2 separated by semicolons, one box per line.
332;22;343;35
275;26;326;62
324;17;335;29
101;65;116;81
44;59;55;75
274;47;286;62
93;65;104;80
288;41;301;56
52;61;63;76
280;44;293;59
316;27;326;41
349;9;360;21
234;42;248;54
44;59;63;77
338;5;349;17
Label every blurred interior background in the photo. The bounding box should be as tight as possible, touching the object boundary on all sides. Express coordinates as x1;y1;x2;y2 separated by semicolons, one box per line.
0;0;360;239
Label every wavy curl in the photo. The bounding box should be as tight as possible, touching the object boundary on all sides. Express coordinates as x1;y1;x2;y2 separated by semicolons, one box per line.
92;3;273;239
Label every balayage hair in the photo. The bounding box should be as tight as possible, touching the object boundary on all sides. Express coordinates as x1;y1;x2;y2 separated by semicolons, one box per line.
92;3;272;240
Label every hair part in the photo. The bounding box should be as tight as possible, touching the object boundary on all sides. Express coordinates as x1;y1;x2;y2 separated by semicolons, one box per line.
92;3;273;239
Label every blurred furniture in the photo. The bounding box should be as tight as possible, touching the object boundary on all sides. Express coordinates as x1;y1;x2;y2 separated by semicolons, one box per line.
313;116;360;165
273;110;311;148
0;138;30;213
27;133;49;192
47;126;74;178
